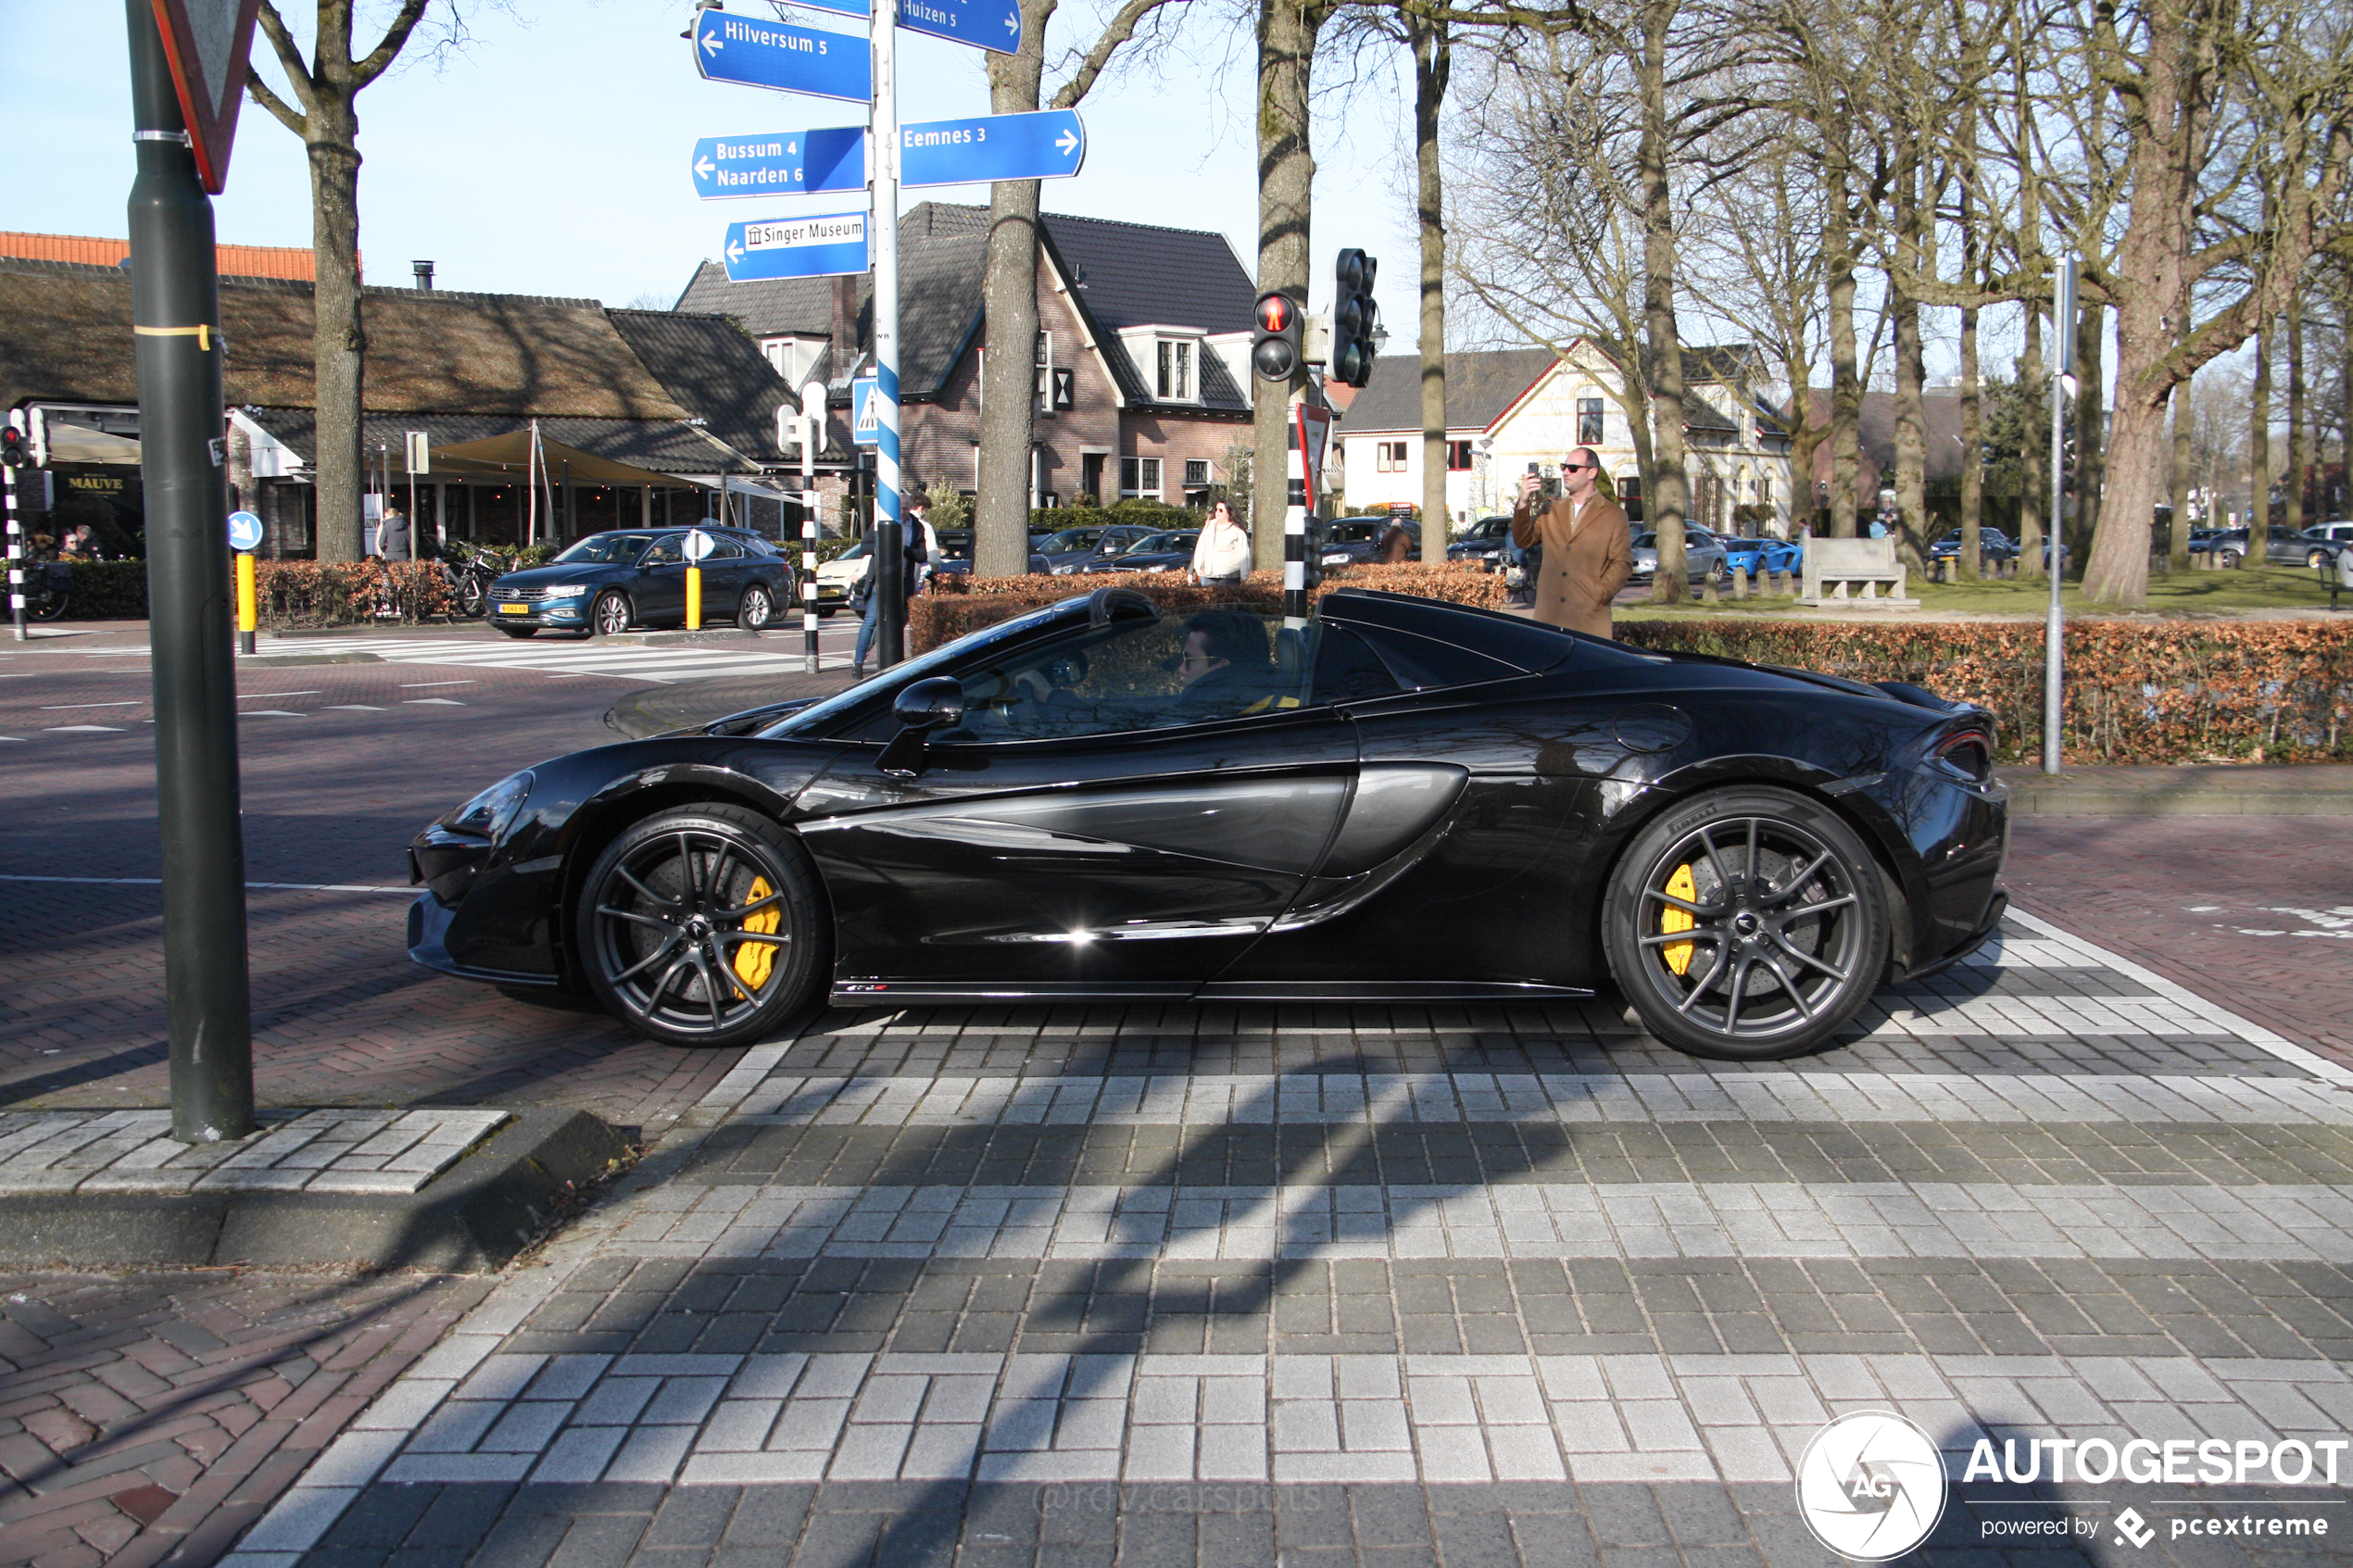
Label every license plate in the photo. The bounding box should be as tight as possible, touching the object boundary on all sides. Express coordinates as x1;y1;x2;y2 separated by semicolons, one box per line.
498;603;528;614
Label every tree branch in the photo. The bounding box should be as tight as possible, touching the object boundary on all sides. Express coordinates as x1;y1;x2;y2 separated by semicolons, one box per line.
355;0;434;87
252;0;317;118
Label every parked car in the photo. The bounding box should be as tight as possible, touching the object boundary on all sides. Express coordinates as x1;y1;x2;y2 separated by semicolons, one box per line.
2188;528;2246;567
1928;528;2020;566
1107;530;1202;574
812;541;867;615
2264;521;2353;569
482;526;793;638
1037;523;1162;576
1720;535;1804;577
1447;515;1516;571
1629;527;1730;584
409;583;2008;1060
1315;516;1417;568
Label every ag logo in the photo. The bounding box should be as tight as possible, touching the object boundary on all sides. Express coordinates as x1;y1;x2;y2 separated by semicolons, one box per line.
1796;1411;1947;1561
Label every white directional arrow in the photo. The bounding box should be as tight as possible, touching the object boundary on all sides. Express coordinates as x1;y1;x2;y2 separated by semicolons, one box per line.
1055;129;1078;157
1004;11;1018;32
727;240;747;264
701;30;724;55
696;156;717;178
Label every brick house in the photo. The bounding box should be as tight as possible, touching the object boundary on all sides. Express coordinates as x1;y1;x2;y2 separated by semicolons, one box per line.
674;202;1256;512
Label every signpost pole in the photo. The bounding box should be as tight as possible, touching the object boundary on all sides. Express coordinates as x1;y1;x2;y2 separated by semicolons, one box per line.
127;0;254;1144
2043;256;2077;778
236;553;256;655
4;413;24;641
872;0;905;668
800;387;823;675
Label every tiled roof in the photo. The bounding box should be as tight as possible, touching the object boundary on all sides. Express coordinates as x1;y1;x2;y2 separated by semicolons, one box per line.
606;308;797;464
1338;348;1558;434
240;409;761;478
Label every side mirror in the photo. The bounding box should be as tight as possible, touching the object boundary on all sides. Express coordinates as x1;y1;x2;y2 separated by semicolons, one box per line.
879;677;964;778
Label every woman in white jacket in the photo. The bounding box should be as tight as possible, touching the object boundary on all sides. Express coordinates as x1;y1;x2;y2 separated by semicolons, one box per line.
1190;499;1252;584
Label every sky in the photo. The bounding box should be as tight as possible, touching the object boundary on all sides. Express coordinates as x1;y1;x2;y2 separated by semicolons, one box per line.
3;0;1428;342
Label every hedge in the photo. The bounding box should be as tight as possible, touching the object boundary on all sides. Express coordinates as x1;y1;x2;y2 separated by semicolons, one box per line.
908;563;1505;654
54;560;150;619
1028;499;1202;535
253;560;457;628
1617;620;2353;764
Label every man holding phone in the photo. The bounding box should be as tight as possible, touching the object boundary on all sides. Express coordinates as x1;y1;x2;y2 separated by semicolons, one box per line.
1511;446;1632;637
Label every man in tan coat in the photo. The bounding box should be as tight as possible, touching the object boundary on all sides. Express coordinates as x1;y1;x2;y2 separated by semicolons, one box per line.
1512;446;1633;637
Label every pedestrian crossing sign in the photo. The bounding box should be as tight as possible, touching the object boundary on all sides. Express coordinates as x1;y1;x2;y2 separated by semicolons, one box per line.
850;377;879;446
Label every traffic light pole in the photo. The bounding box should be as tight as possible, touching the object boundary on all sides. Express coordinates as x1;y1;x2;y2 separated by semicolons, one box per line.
127;0;256;1144
800;413;821;676
4;421;24;642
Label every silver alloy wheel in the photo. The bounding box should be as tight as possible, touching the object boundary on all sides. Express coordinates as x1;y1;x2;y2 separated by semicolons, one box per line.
740;584;772;628
593;590;631;636
588;825;792;1038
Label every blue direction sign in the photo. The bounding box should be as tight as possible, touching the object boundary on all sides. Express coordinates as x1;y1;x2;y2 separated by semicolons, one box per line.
723;211;870;282
690;128;864;198
761;0;1022;54
226;510;263;552
901;108;1085;189
850;378;880;446
692;9;871;105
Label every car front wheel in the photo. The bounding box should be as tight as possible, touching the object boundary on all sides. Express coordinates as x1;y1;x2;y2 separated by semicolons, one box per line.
739;583;774;629
1603;786;1890;1060
591;590;632;636
577;804;824;1047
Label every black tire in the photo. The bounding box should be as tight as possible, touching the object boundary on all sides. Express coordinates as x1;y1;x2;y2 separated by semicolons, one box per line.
591;590;632;636
576;803;825;1047
739;583;774;630
31;590;67;623
458;576;487;618
815;605;839;620
2309;550;2329;570
497;625;537;639
1602;785;1889;1060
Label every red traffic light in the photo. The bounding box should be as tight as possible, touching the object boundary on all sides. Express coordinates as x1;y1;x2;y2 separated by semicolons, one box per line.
1255;294;1292;332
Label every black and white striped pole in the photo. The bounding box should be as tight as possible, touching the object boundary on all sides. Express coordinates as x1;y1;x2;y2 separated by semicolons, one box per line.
799;381;824;674
2043;255;2078;777
1284;395;1309;624
3;411;26;641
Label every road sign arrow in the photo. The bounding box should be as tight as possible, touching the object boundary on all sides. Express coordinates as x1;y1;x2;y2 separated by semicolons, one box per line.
723;211;869;282
727;239;746;264
695;156;716;178
1055;129;1078;156
692;9;872;106
900;108;1087;189
701;29;723;56
691;128;866;200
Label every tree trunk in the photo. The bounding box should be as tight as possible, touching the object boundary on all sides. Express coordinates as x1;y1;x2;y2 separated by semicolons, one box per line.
308;91;364;562
1890;139;1929;574
1412;18;1449;562
2070;302;2103;579
1252;0;1320;571
974;2;1053;579
1958;301;1981;581
2286;285;2306;536
2169;383;2192;567
1823;131;1859;539
2018;308;2045;580
2247;320;2270;568
1637;0;1687;601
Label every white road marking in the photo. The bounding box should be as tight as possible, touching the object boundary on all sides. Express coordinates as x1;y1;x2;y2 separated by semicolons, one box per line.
404;698;467;706
43;724;124;733
399;680;478;687
38;701;138;709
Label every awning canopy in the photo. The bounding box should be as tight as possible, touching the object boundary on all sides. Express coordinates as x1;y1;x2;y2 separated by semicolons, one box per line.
43;420;144;464
422;431;698;488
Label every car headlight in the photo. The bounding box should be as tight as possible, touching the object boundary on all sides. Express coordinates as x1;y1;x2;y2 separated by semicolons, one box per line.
1051;564;1078;575
442;771;534;840
540;583;589;597
1321;553;1349;564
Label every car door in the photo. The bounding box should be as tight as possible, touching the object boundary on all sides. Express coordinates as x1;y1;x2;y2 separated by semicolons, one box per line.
635;533;688;623
793;606;1359;996
698;532;749;616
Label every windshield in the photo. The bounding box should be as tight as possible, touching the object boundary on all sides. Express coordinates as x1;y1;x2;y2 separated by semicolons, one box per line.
555;533;654;565
758;597;1090;738
1037;528;1102;553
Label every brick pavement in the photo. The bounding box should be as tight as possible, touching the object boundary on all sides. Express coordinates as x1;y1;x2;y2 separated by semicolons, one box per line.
0;1269;490;1568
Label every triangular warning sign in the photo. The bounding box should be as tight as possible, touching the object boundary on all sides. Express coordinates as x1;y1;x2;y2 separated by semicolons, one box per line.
150;1;265;194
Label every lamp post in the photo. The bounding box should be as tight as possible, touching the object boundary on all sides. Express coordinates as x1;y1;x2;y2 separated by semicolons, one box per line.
2044;256;2078;777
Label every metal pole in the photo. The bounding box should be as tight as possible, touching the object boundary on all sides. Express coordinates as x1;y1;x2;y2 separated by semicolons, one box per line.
801;416;821;674
127;0;254;1144
2043;255;2077;777
1283;392;1308;623
872;0;904;668
4;414;24;641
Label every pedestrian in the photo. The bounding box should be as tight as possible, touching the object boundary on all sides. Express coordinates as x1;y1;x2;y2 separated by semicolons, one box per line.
376;506;412;561
851;501;927;677
1190;499;1251;584
57;525;94;560
1377;517;1414;563
1510;445;1633;638
2335;538;2353;610
907;494;941;594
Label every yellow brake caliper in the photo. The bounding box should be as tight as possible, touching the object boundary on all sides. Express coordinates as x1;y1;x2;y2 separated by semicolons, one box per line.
1660;863;1697;976
732;876;781;989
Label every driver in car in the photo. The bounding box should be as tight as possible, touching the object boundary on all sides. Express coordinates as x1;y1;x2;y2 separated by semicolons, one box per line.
1168;611;1278;714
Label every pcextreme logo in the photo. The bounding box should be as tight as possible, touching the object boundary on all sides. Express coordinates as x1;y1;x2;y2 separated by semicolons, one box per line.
1795;1411;1948;1562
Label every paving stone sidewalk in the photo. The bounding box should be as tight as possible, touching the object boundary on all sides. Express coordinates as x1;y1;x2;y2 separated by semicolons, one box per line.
212;909;2353;1567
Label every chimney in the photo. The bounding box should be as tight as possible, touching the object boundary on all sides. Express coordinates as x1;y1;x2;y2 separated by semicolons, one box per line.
412;259;435;291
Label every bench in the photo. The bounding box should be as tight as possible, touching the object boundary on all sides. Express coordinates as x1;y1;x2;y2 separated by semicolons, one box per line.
1799;536;1918;608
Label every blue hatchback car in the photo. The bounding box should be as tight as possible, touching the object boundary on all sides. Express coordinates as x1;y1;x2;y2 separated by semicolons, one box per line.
1718;535;1801;577
482;526;795;638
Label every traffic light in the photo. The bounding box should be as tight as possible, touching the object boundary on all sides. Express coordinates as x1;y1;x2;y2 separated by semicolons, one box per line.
1252;291;1302;383
0;427;25;469
1330;249;1380;387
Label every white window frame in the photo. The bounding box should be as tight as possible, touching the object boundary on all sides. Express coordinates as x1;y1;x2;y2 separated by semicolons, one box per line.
1119;456;1164;498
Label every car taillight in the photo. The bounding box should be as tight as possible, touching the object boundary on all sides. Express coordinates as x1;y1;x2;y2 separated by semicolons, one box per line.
1935;730;1994;783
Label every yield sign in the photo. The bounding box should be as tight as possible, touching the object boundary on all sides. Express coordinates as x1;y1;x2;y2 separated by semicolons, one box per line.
148;0;264;194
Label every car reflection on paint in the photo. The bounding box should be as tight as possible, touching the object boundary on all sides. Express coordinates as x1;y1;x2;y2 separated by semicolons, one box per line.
409;585;2009;1063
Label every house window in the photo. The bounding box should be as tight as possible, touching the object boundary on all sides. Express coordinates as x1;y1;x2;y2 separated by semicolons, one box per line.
1377;440;1408;473
1119;457;1163;497
1157;340;1192;400
1577;397;1604;447
1447;440;1474;472
761;336;823;383
1184;458;1211;487
1034;331;1054;415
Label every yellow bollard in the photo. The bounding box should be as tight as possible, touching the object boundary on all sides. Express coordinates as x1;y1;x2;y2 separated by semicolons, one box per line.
686;564;701;630
235;551;257;656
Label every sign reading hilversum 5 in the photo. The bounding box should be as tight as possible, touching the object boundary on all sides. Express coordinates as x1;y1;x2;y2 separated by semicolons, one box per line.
723;212;870;282
691;129;865;198
764;0;1023;55
692;8;871;106
900;109;1086;188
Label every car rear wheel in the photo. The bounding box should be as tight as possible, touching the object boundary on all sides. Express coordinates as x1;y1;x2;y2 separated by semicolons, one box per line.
591;590;632;636
1603;786;1889;1060
2309;549;2329;570
739;583;774;629
577;804;824;1047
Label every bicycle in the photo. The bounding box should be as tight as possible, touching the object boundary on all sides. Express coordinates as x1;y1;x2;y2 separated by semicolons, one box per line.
433;540;500;619
22;559;69;622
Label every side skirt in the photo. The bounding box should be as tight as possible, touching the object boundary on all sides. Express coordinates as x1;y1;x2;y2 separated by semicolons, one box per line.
827;978;1594;1007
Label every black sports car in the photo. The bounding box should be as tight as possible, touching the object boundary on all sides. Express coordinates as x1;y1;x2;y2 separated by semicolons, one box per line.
408;587;2007;1060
